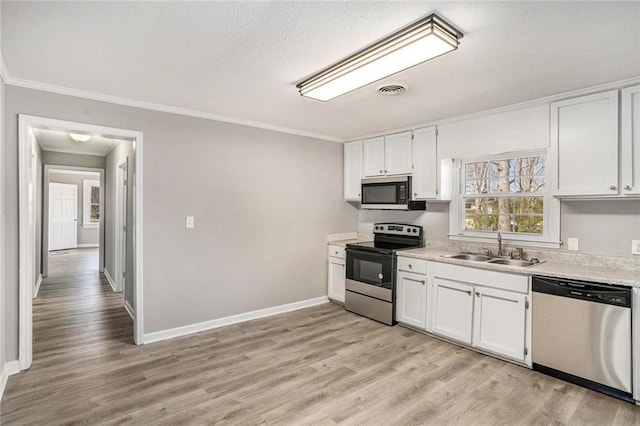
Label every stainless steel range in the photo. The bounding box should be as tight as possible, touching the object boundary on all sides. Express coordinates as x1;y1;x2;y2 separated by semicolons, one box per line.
345;223;423;325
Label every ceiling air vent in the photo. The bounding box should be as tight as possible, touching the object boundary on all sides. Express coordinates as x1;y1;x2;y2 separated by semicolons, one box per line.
376;84;409;96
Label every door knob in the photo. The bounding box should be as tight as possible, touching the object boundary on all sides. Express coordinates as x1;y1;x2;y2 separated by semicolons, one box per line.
624;185;632;190
476;291;480;297
467;290;472;296
610;185;617;190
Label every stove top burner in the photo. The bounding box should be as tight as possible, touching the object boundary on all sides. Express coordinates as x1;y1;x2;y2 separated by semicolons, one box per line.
346;223;424;254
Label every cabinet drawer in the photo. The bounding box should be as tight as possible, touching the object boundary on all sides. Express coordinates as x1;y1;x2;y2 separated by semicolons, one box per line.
431;262;529;294
397;257;427;275
327;245;346;259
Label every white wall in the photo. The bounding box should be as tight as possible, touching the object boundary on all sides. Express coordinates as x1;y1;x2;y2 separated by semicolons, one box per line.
3;86;358;360
0;68;6;387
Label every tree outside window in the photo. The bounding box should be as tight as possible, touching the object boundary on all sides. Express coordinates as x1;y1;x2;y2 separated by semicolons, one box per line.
463;156;545;234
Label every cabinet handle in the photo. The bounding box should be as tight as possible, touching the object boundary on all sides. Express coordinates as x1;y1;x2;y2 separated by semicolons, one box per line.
467;290;472;296
408;264;412;269
358;193;361;197
414;192;417;196
610;185;617;190
380;169;383;173
334;251;339;255
624;185;632;190
421;280;425;285
384;170;388;173
476;291;480;297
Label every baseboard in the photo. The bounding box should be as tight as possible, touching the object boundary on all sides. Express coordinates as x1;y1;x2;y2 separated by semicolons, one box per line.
1;361;21;402
142;296;330;344
77;243;99;248
103;268;118;292
124;300;134;320
33;273;43;298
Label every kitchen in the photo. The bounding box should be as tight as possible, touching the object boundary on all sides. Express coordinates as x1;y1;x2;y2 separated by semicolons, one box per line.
1;1;640;424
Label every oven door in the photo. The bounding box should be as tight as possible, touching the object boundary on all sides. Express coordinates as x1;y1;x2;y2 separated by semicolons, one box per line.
345;249;394;296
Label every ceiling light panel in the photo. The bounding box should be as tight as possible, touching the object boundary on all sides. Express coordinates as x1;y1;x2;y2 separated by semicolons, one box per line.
297;14;463;102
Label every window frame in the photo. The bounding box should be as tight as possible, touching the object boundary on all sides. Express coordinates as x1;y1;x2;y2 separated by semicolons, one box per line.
82;179;100;229
449;149;561;249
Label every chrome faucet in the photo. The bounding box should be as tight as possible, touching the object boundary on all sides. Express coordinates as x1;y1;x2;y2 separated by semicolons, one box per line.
497;231;504;257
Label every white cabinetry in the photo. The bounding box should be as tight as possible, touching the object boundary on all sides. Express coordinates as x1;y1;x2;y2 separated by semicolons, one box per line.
550;90;620;197
621;84;640;196
327;245;346;304
396;258;428;329
344;140;363;201
431;278;474;344
473;287;527;361
428;262;530;364
363;132;412;177
411;127;452;201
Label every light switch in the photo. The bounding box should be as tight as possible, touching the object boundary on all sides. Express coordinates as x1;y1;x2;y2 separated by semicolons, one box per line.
567;237;579;251
185;216;195;229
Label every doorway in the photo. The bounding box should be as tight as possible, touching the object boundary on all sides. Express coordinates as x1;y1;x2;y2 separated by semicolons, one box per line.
18;115;144;371
48;182;78;251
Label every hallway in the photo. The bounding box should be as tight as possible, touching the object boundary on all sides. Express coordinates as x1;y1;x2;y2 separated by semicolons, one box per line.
1;248;134;424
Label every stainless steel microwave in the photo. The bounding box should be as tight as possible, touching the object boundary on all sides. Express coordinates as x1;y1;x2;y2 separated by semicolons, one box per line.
361;176;426;210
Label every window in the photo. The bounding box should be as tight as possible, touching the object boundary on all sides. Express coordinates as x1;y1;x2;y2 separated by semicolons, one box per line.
83;179;100;228
450;151;560;248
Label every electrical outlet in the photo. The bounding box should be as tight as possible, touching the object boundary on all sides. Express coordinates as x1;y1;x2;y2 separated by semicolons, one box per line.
632;240;640;255
185;216;195;229
567;238;579;251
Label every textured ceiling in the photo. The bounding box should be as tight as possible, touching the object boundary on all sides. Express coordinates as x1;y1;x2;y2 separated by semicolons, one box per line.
3;2;640;140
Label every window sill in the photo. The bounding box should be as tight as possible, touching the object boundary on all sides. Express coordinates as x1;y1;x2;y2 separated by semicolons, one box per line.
82;223;99;229
448;234;562;250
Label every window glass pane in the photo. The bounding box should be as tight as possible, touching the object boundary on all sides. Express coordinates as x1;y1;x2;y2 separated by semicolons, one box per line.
465;179;488;194
91;205;100;222
514;197;544;215
465;162;488;180
514;215;544;234
91;186;100;204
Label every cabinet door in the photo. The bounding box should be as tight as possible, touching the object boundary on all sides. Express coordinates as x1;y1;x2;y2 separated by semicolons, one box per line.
412;127;437;199
622;85;640;196
473;287;527;362
384;131;412;175
344;140;363;200
396;272;427;329
327;257;346;303
363;136;385;177
550;90;619;196
430;278;474;344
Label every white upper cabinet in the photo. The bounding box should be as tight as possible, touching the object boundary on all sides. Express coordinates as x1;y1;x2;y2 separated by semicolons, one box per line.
363;136;385;177
550;89;619;197
383;131;412;175
363;132;412;177
344;140;363;201
621;84;640;196
412;126;438;200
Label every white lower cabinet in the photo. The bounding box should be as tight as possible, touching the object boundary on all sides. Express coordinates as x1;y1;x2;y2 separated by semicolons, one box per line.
327;245;346;303
431;278;474;345
396;272;427;329
394;259;533;366
473;287;527;362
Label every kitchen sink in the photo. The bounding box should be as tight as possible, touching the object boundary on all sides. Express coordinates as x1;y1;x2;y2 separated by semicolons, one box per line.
440;252;542;268
486;258;540;268
441;253;494;261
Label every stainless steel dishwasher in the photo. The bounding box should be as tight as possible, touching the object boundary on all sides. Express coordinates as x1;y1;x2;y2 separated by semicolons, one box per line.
532;276;633;402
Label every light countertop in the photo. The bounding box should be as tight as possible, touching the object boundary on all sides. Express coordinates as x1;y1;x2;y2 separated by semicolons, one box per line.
398;247;640;287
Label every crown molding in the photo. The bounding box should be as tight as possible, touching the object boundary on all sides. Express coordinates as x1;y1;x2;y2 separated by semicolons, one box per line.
3;74;343;143
348;75;640;141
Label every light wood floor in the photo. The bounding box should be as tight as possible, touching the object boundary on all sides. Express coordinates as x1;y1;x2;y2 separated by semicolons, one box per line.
2;248;640;425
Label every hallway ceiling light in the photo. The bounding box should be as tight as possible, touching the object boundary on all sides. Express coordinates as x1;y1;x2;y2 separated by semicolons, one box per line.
69;132;91;142
296;13;463;102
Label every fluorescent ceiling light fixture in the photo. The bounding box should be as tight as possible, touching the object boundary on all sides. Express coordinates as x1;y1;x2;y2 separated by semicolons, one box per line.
69;132;91;142
297;14;463;102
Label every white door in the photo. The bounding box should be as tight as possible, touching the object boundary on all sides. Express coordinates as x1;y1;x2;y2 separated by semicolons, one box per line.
363;136;385;177
327;257;345;303
472;287;527;362
49;183;78;251
396;272;427;329
344;140;363;200
115;162;128;293
384;131;412;175
412;127;438;199
431;278;474;344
